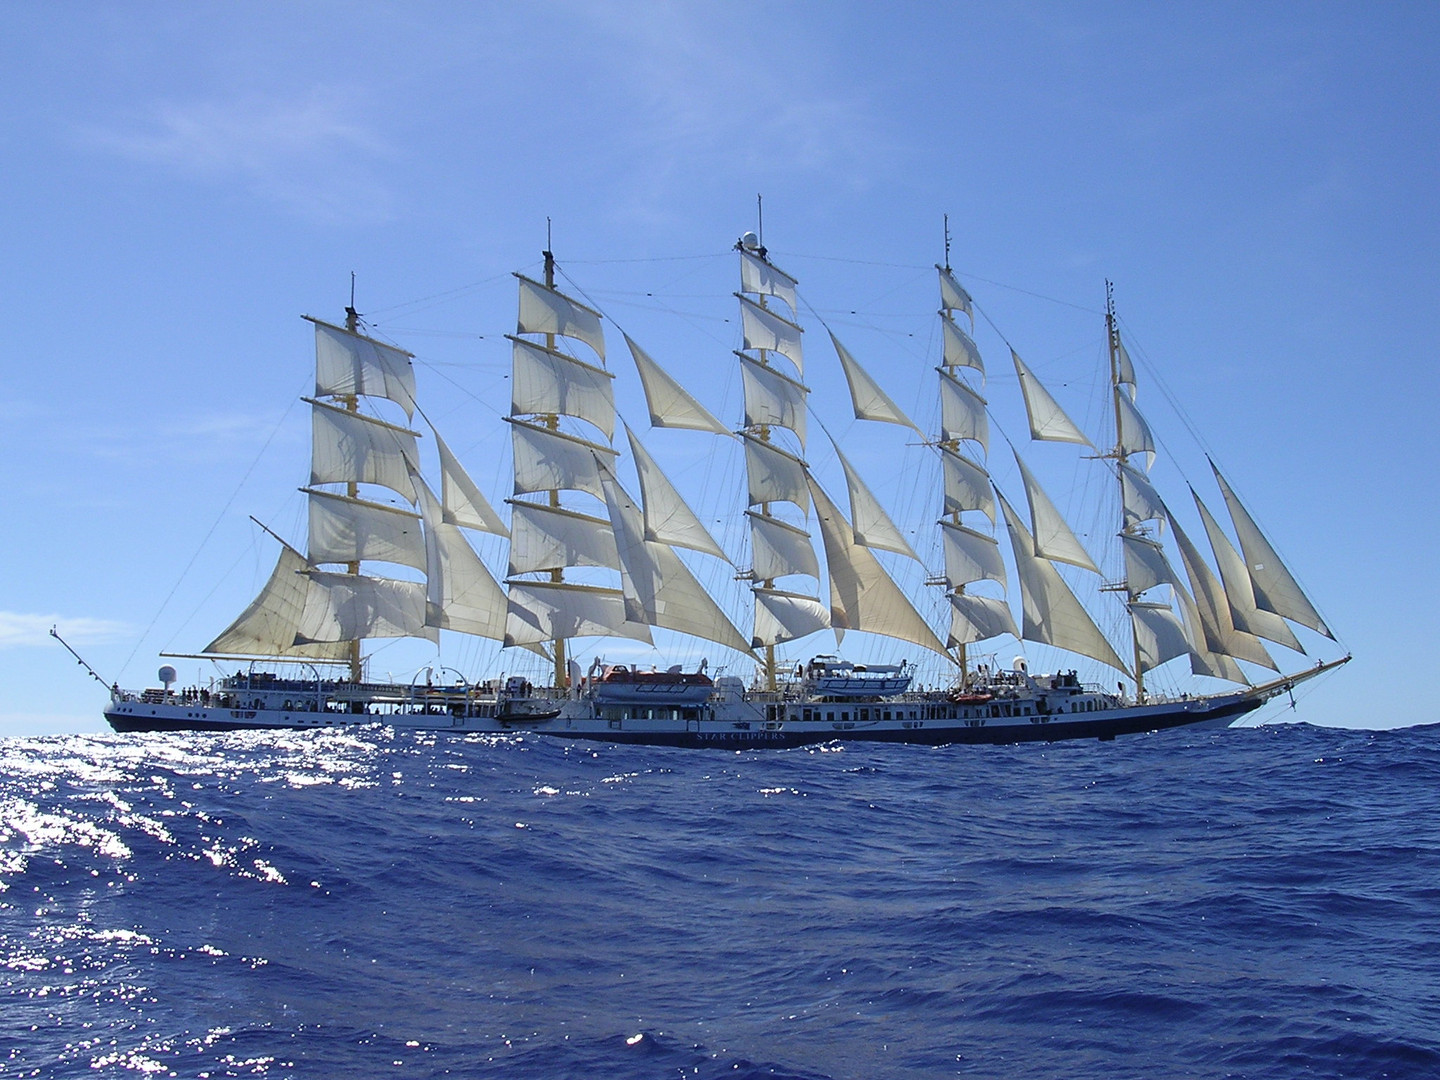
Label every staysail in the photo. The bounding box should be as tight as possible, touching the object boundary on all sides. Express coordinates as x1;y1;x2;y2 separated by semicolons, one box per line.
597;461;752;657
1211;462;1333;639
999;493;1130;676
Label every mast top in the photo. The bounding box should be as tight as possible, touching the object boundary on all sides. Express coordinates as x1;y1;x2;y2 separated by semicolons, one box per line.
543;217;555;288
943;214;951;272
737;194;768;259
345;271;359;333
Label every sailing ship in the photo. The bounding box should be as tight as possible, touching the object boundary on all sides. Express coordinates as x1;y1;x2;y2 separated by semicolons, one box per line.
99;230;1348;746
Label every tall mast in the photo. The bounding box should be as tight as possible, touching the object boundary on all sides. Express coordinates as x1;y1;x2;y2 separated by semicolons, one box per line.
941;217;968;683
1108;281;1145;700
343;275;363;684
757;198;777;690
541;232;570;691
735;210;824;690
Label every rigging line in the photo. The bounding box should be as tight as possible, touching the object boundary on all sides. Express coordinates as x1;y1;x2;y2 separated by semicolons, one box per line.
970;298;1098;385
775;252;1106;316
554;263;736;360
363;270;516;318
162;543;275;657
123;387;307;679
1109;314;1217;471
580;293;733;328
378;328;495;339
793;282;932;371
971;300;1016;353
409;358;510;421
559;252;732;265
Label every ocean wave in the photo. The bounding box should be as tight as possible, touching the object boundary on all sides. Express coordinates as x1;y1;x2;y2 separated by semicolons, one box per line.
3;724;1438;1078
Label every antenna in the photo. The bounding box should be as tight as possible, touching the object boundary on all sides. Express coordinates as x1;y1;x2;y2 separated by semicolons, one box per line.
1105;279;1117;346
943;214;951;272
346;271;358;332
543;217;555;288
756;193;764;248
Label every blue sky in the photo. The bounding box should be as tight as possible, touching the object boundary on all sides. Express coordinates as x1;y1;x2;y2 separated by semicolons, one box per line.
2;3;1434;736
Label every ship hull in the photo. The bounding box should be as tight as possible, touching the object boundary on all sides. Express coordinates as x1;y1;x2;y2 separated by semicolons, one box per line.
103;689;1263;746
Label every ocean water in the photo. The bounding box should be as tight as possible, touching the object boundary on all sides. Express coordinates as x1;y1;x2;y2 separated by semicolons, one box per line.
2;723;1437;1080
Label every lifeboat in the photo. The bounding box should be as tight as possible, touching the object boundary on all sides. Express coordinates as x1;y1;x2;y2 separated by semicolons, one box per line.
589;663;715;704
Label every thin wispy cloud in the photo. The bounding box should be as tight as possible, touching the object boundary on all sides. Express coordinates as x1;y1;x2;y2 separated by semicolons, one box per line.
567;4;896;207
43;407;304;468
80;87;397;222
1;612;132;650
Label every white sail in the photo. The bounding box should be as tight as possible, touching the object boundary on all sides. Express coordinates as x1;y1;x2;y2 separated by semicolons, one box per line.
1170;580;1251;685
310;400;419;503
1191;648;1251;685
1115;338;1136;396
740;355;808;447
509;419;617;501
597;464;752;656
1011;350;1091;446
1122;533;1181;596
509;336;616;440
624;426;727;560
624;334;730;434
202;543;350;660
941;520;1008;590
742;434;810;515
1194;493;1305;653
311;318;416;419
747;510;819;582
1168;513;1277;671
1120;461;1167;531
937;266;973;324
833;442;917;559
948;591;1019;648
294;570;436;645
941;315;984;376
1212;464;1333;639
738;295;804;375
829;332;919;432
1129;601;1192;674
752;587;831;649
1116;391;1156;470
507;501;620;576
739;249;798;316
999;493;1130;675
306;489;426;572
414;478;508;641
515;274;606;361
941;448;995;522
434;432;508;536
504;581;650;648
808;476;950;658
1015;454;1099;573
939;369;989;451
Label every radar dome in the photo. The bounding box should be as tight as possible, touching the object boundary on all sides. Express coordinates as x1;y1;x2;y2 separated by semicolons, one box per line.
740;230;760;250
158;665;178;687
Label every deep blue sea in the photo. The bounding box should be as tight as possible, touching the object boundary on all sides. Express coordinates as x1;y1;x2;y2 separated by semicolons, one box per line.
2;723;1437;1080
